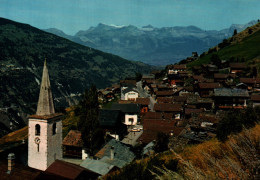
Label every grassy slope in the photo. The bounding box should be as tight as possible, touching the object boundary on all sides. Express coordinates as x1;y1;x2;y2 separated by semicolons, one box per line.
188;22;260;67
105;124;260;179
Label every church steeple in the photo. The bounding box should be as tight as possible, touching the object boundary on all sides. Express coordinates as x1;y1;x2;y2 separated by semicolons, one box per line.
36;59;55;116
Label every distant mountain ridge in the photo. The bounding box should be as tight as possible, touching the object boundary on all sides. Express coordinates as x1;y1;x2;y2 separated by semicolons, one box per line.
44;20;257;65
0;17;152;137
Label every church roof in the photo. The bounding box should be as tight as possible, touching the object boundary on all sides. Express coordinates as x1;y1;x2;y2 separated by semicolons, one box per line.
36;60;55;116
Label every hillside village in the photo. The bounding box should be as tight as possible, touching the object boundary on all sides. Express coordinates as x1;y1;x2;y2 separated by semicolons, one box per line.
0;21;260;180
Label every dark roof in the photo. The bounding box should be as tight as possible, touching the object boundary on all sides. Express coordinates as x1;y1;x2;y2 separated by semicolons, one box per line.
142;74;155;79
99;109;121;127
62;130;83;147
173;65;186;70
139;119;184;144
240;78;260;84
214;73;236;79
135;98;150;106
155;91;175;96
0;160;41;180
229;63;246;69
120;80;136;86
214;88;249;97
122;87;138;94
251;95;260;101
198;83;220;89
157;97;173;104
144;112;163;119
154;103;182;112
95;139;135;168
111;103;140;113
185;108;203;115
44;160;99;180
173;96;187;102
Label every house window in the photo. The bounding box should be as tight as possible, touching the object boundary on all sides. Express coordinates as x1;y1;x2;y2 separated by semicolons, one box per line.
52;123;57;135
35;124;40;136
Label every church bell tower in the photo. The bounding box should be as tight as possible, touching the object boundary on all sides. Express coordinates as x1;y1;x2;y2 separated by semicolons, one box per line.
28;60;63;171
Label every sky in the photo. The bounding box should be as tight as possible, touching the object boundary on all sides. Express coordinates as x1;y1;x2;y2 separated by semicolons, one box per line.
0;0;259;35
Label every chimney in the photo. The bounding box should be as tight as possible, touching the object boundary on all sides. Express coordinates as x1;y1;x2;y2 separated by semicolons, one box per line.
110;146;114;160
7;153;15;174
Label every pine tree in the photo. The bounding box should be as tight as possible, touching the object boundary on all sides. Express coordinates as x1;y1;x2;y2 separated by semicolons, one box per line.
77;85;104;155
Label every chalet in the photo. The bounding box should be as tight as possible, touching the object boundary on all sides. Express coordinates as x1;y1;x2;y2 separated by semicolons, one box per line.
142;74;155;81
239;77;260;90
214;73;235;83
173;96;187;105
139;119;184;144
121;87;139;101
62;130;84;158
250;95;260;107
198;82;220;97
112;84;121;94
214;88;249;109
99;109;127;140
120;80;136;87
184;108;204;119
178;71;189;80
229;63;246;74
135;98;150;113
167;74;183;86
153;103;182;119
186;95;214;110
168;64;187;74
111;103;140;126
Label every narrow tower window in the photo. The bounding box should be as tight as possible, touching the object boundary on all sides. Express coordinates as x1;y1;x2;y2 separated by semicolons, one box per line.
35;124;41;136
52;123;57;135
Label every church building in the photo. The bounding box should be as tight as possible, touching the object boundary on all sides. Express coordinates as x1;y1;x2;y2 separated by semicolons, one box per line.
28;60;63;171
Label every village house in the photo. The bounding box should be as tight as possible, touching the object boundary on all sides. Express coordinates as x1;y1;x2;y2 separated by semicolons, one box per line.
250;94;260;107
239;77;260;91
62;130;84;158
168;64;187;74
153;103;182;119
197;82;221;97
139;118;184;144
121;87;139;101
214;73;236;84
229;62;247;74
214;88;249;109
135;98;150;113
111;103;140;126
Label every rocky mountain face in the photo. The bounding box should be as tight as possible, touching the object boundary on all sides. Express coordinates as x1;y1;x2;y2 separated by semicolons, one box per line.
0;18;153;137
45;21;257;65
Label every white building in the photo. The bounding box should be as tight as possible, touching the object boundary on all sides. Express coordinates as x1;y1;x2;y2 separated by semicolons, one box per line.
121;87;139;101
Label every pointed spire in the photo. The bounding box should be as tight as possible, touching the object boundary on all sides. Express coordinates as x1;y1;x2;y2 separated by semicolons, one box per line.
36;59;55;116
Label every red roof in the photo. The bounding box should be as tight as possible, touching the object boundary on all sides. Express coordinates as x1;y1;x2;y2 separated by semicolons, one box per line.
139;119;184;144
154;103;182;112
136;98;150;106
62;130;83;147
45;160;98;179
198;83;220;89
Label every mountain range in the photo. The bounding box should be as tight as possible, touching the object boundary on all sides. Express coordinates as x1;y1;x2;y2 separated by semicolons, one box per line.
44;21;257;65
0;17;152;137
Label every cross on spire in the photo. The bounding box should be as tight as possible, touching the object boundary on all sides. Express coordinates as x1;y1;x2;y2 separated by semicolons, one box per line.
36;59;55;116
